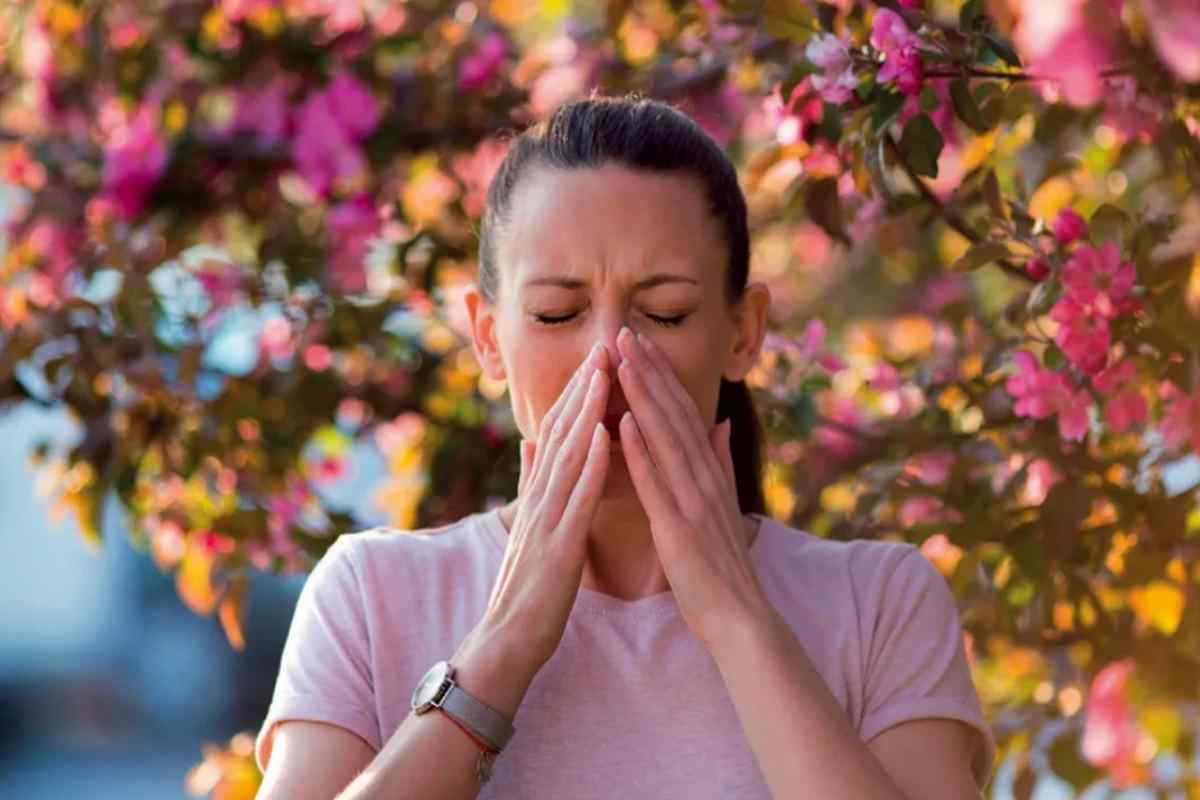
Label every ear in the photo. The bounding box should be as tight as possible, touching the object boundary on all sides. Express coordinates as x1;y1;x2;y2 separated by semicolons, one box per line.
464;283;507;381
724;281;771;383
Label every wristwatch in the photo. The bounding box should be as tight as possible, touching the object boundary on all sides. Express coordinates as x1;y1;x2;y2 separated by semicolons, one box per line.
411;659;516;780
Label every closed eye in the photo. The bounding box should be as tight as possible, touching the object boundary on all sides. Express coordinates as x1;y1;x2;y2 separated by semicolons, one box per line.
534;312;688;328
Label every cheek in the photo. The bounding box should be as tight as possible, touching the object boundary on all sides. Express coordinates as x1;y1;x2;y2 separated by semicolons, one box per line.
509;360;578;438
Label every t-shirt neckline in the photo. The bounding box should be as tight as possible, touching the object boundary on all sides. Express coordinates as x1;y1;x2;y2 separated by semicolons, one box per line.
476;506;773;619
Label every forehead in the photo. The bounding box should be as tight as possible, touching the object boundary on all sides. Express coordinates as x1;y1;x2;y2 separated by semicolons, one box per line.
498;162;726;287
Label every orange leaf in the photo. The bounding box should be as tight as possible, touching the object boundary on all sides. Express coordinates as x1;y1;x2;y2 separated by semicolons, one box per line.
219;573;247;651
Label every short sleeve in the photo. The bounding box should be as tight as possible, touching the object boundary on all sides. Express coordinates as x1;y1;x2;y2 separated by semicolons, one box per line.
255;535;380;773
856;544;997;789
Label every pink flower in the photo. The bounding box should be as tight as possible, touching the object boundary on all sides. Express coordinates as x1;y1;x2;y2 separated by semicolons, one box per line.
451;137;510;217
291;72;379;196
1026;258;1051;281
1022;458;1061;505
1082;659;1144;789
326;71;380;138
903;450;955;485
871;9;924;96
229;73;298;147
101;104;168;219
870;8;921;54
1005;351;1093;440
26;220;80;301
762;79;825;146
1011;0;1119;106
1158;380;1200;455
1052;208;1088;245
1092;360;1147;433
195;266;246;315
689;79;750;148
259;314;294;362
1101;76;1164;142
1050;296;1111;374
221;0;276;20
813;393;869;459
899;496;962;527
805;34;858;104
1141;0;1200;81
459;32;508;91
1043;27;1114;106
1061;242;1137;319
327;193;381;294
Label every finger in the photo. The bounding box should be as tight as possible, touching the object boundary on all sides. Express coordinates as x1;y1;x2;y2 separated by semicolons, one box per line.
529;354;589;480
616;350;706;506
619;410;677;519
518;439;534;498
541;365;609;523
635;330;711;450
530;346;604;498
624;331;726;496
558;420;610;541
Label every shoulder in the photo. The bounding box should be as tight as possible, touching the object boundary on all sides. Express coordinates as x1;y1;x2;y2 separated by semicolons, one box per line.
756;514;920;589
317;511;501;619
329;510;497;573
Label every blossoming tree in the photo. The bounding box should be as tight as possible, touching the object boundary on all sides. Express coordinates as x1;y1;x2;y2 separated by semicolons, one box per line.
2;0;1199;796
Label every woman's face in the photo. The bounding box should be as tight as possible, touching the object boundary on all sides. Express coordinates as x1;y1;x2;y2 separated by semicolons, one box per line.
466;162;769;487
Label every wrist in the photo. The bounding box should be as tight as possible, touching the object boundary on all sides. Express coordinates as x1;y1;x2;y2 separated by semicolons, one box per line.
450;623;539;719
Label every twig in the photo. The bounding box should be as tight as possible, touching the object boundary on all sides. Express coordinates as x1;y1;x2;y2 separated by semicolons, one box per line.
883;134;1032;283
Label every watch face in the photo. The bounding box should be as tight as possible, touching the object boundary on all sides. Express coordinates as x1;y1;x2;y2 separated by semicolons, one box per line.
411;660;451;712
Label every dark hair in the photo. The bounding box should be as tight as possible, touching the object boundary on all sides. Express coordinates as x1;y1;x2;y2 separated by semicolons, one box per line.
478;93;766;516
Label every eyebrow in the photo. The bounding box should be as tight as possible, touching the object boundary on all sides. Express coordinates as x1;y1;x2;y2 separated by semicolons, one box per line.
521;273;701;291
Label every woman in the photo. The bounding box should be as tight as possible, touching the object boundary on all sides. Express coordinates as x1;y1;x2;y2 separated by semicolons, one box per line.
254;94;996;799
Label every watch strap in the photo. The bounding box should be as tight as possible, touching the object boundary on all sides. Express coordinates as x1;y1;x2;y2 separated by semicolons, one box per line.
439;675;515;752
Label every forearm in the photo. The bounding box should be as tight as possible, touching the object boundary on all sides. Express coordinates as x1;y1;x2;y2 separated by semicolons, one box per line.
337;624;535;800
709;608;905;800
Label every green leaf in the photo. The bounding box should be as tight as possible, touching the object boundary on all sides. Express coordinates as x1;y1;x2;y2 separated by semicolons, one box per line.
899;113;944;178
983;33;1021;68
779;62;818;104
871;89;906;134
919;85;939;112
950;77;989;132
820;101;843;142
1089;203;1132;248
959;0;986;30
1048;728;1103;789
949;241;1010;272
982;168;1007;220
803;176;849;245
763;0;816;43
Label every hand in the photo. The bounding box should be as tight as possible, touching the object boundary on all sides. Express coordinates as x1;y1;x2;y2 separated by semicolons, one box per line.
475;342;612;672
614;326;770;648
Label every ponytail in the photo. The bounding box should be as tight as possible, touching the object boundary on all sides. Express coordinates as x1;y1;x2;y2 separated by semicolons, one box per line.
717;377;766;515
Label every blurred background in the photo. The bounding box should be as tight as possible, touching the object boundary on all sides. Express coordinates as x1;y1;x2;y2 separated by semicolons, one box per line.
3;0;1200;798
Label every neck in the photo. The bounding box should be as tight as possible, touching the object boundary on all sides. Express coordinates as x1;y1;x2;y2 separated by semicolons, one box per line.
496;491;761;603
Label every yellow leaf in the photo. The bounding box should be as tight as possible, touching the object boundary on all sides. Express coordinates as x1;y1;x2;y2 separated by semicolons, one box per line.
1029;176;1075;221
177;538;219;615
1129;581;1185;636
219;573;247;651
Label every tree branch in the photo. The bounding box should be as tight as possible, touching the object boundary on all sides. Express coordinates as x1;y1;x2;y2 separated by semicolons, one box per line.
883;133;1032;283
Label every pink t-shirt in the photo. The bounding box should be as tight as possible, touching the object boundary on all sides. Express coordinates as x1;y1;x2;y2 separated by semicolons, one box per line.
256;508;996;796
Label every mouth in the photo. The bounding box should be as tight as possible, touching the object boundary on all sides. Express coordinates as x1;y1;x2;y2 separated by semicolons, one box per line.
603;413;624;441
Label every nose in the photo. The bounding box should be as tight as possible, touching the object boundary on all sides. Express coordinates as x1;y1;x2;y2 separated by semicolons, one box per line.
593;325;627;373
